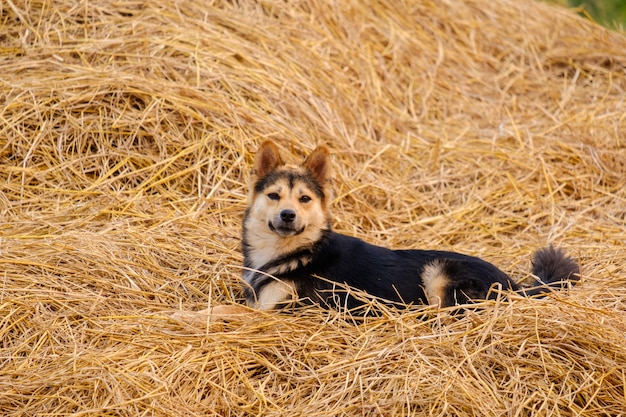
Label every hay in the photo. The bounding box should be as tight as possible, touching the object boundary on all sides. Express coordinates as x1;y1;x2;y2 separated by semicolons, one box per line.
1;0;625;415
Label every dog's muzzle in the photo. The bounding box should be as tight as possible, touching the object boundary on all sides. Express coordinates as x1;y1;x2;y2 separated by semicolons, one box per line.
269;209;305;237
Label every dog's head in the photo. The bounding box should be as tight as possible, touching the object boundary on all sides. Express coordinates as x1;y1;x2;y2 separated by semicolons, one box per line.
246;141;332;241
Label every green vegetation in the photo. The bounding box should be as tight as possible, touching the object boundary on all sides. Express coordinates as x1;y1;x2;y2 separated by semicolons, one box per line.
551;0;626;30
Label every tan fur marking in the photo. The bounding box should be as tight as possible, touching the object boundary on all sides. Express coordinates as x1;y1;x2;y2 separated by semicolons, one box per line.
253;279;297;310
422;262;450;307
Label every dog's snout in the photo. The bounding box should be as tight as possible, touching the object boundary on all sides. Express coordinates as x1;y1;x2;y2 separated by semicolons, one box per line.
280;209;296;223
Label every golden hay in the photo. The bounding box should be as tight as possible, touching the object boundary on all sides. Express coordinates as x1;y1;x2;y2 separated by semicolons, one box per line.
1;0;626;415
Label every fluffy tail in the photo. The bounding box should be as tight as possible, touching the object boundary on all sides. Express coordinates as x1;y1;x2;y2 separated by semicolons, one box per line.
523;245;580;296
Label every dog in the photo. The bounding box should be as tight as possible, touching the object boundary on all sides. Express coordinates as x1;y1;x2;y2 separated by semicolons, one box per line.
239;141;579;313
173;141;579;323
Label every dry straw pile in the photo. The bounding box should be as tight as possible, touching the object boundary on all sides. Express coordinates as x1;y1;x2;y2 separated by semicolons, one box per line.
1;0;626;415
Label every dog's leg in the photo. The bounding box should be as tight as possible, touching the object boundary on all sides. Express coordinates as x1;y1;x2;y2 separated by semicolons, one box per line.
170;304;256;324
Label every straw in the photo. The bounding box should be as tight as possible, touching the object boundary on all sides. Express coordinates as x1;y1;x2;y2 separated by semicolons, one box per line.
1;0;625;415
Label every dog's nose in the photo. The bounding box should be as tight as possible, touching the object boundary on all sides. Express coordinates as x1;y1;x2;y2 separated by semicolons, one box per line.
280;209;296;223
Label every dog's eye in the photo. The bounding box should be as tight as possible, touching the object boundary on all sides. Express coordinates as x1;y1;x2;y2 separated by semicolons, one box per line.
299;195;312;203
267;192;280;201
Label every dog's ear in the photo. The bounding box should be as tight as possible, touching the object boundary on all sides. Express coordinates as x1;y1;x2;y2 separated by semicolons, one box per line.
254;141;283;177
303;145;330;185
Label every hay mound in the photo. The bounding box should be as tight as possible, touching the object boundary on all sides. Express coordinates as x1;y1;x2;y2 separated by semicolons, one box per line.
2;0;626;415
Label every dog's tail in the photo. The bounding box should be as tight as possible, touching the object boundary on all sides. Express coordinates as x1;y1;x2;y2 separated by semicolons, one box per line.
522;245;580;297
